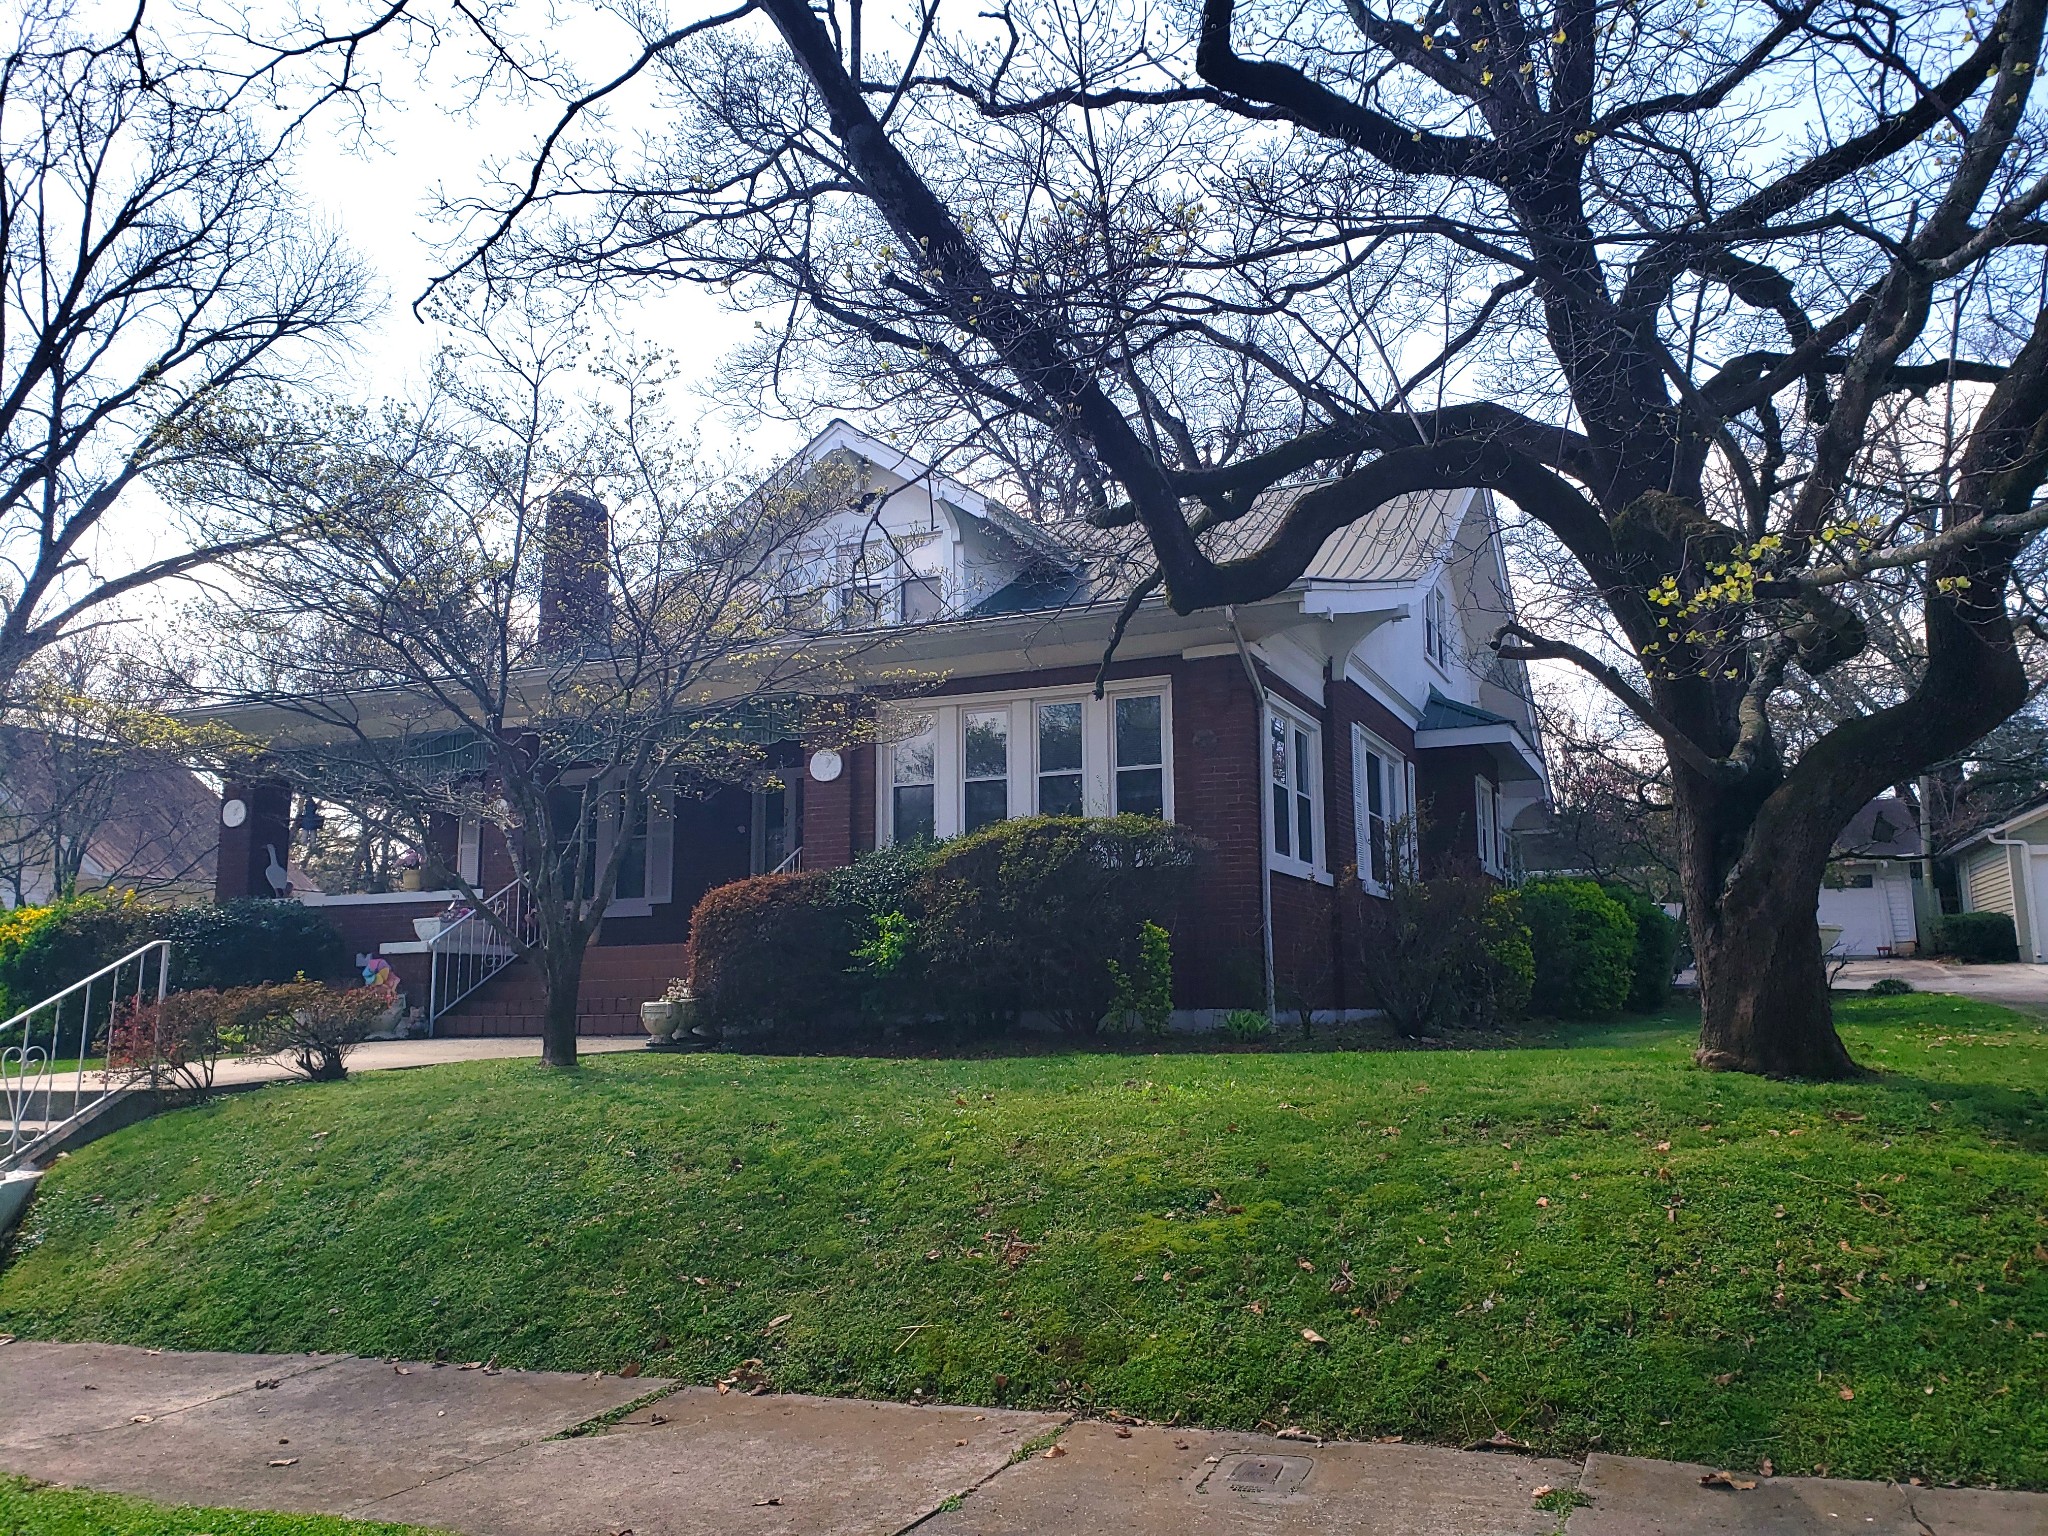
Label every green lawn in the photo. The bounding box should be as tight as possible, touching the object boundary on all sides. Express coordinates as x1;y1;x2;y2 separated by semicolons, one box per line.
1;997;2043;1488
0;1476;446;1535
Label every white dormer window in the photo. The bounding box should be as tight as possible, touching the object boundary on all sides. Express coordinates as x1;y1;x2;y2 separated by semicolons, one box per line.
1426;585;1453;670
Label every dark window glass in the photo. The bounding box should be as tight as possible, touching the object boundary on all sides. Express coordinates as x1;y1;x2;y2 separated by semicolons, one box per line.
965;778;1009;832
1294;729;1314;864
1038;701;1084;815
893;784;935;842
1113;695;1164;818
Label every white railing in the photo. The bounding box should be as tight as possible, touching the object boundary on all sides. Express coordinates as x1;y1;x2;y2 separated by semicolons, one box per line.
770;845;803;875
425;881;534;1034
3;940;170;1167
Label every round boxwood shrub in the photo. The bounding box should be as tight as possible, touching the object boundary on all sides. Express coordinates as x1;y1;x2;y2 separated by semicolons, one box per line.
686;870;860;1033
1600;884;1685;1012
1932;911;2020;963
161;898;349;990
915;814;1203;1034
1520;878;1635;1016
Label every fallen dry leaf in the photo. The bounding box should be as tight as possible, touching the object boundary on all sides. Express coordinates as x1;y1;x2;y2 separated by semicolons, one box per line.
1536;1197;1550;1207
753;1496;781;1506
1699;1471;1757;1490
1248;1300;1265;1315
1532;1485;1556;1502
130;1414;153;1424
1043;1444;1067;1459
1297;1258;1315;1272
267;1458;299;1468
1839;1387;1855;1400
765;1314;793;1332
1301;1328;1327;1346
619;1362;642;1379
1276;1427;1316;1442
1115;1426;1133;1438
1760;1458;1774;1477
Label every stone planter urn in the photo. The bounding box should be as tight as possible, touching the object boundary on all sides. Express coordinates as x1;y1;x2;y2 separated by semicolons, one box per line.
640;999;680;1043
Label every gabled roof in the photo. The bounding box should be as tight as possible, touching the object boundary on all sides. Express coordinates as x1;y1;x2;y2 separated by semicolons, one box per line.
1833;795;1924;860
1041;484;1471;608
1938;792;2048;858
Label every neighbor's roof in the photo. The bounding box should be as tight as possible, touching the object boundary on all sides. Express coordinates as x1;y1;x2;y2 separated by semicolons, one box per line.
1937;792;2048;858
1832;795;1925;860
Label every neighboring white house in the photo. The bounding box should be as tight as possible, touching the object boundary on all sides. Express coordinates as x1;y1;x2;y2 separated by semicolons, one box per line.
1941;796;2048;964
1818;795;1927;957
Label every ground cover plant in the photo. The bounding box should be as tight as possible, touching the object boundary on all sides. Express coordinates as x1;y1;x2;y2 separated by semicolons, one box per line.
0;1477;448;1536
0;997;2041;1488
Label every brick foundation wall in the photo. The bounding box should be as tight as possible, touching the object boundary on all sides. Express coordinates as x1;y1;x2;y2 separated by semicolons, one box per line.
433;942;691;1037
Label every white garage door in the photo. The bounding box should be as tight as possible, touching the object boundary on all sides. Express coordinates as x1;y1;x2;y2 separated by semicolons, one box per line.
2031;850;2048;963
1817;883;1896;956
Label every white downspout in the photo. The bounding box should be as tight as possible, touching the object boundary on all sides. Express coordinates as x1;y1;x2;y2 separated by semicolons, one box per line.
1229;607;1278;1020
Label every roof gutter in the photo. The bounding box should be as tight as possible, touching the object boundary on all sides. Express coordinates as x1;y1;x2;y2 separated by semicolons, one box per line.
1229;606;1277;1021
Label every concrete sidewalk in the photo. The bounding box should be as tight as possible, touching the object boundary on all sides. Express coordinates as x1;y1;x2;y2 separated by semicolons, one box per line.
1;1341;2042;1535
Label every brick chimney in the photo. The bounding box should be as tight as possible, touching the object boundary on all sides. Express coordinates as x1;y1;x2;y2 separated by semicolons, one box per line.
537;491;612;655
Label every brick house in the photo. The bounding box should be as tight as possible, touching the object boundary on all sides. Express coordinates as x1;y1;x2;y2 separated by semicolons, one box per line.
211;422;1547;1033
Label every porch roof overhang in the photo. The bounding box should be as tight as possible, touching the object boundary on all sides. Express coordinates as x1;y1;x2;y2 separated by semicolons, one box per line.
182;586;1408;756
1413;722;1548;784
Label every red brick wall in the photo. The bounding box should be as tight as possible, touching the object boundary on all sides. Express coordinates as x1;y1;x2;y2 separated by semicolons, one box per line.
1167;655;1266;1007
434;942;691;1037
1416;744;1493;877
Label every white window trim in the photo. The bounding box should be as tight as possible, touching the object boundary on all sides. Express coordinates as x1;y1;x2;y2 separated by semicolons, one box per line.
877;678;1174;845
553;767;675;917
1424;582;1456;679
1267;699;1328;884
1475;773;1504;878
456;817;482;886
1352;726;1408;896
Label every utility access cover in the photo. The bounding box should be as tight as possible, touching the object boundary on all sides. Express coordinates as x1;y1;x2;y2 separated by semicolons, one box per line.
1212;1452;1314;1496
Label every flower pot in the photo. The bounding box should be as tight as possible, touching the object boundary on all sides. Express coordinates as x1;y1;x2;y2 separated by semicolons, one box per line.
640;1000;680;1043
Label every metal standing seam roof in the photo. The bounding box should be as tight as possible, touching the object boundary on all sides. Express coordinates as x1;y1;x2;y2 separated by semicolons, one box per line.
1417;687;1517;733
1013;484;1467;609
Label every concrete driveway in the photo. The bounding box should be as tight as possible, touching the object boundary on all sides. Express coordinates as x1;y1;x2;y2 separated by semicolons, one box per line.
1835;958;2048;1018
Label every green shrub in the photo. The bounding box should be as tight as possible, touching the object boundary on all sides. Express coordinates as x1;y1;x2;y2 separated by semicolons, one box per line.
916;815;1203;1034
0;895;347;1035
162;900;349;989
828;841;937;919
1932;911;2020;963
0;893;156;1023
106;982;323;1094
1520;878;1635;1016
1221;1007;1272;1042
1346;874;1532;1034
1867;976;1915;996
1600;884;1684;1011
1107;920;1174;1036
686;871;859;1032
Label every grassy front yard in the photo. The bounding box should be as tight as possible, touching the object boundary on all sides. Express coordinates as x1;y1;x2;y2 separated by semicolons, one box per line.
1;997;2043;1487
0;1477;446;1535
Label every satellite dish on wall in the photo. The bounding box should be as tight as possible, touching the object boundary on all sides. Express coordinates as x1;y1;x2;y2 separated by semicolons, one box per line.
808;749;844;784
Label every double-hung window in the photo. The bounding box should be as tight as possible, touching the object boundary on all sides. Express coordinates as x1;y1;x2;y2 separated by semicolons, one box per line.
1268;707;1321;878
1113;694;1165;818
963;709;1010;832
1426;584;1453;670
879;683;1172;843
890;717;938;843
1036;701;1085;817
545;771;674;914
1353;729;1407;893
1475;773;1504;876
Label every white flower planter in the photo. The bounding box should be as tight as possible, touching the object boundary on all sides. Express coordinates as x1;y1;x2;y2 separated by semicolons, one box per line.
640;1000;680;1042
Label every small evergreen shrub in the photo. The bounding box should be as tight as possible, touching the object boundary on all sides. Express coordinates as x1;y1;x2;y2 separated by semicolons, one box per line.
686;871;859;1032
1600;884;1685;1011
1520;878;1635;1016
1867;976;1915;996
1221;1008;1273;1042
916;815;1202;1034
1932;911;2020;963
1346;874;1532;1034
1107;920;1174;1036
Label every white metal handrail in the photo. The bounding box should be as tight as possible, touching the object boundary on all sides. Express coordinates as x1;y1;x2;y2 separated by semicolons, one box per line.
770;845;803;875
3;940;170;1166
425;880;535;1034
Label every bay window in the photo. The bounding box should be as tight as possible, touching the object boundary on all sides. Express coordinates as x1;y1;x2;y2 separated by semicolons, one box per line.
879;683;1172;843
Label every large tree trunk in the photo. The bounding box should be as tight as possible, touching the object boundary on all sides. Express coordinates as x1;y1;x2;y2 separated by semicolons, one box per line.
540;949;583;1069
1674;768;1860;1080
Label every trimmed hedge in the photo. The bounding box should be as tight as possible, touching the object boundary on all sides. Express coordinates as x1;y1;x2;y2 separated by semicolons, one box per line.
0;895;348;1023
916;815;1202;1034
683;817;1203;1038
1933;911;2020;963
686;871;859;1032
1520;878;1636;1016
1600;884;1685;1012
